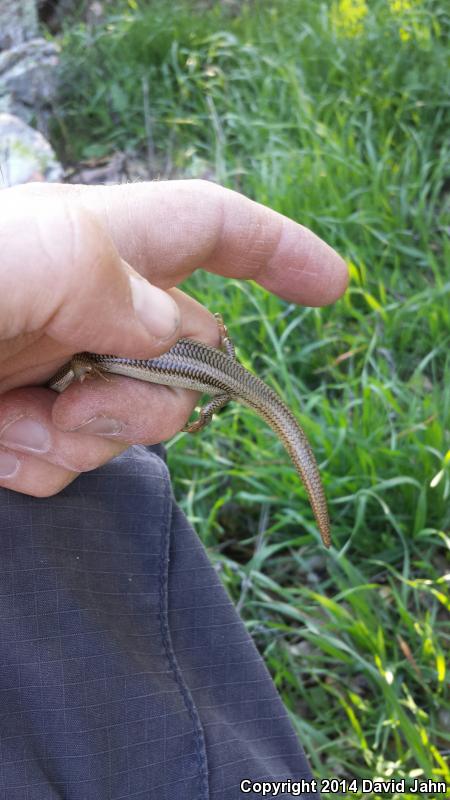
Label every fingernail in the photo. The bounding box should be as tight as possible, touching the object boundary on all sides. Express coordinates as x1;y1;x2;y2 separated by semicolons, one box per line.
68;416;123;436
0;417;50;453
130;275;180;341
0;451;20;478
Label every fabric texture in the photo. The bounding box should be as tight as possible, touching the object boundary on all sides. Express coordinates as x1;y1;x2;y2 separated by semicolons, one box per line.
0;444;319;799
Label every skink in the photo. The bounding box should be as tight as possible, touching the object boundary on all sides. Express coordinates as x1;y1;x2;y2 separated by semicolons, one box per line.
48;314;331;547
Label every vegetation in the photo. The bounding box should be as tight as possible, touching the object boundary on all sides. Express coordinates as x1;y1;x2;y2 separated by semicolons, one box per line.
53;1;449;795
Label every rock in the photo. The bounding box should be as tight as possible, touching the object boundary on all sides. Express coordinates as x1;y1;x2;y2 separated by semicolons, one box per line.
0;0;39;50
0;38;60;128
0;112;63;186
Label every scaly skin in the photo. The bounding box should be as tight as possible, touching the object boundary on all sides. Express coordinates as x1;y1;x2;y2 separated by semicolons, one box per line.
49;325;331;547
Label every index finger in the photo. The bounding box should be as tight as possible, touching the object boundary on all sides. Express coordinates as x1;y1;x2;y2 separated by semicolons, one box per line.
20;180;348;306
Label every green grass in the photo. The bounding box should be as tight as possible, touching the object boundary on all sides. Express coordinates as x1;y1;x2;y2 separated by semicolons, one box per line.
52;0;449;791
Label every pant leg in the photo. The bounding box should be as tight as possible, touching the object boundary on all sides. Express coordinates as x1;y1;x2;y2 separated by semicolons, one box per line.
0;445;319;800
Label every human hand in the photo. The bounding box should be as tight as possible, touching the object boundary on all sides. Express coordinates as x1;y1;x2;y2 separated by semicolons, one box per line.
0;180;347;497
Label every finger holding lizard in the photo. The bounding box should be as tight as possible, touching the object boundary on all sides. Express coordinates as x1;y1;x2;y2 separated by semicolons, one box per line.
0;180;347;498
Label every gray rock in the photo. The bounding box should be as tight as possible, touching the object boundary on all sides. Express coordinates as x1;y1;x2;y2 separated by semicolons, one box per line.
0;0;39;50
0;112;63;186
0;38;60;128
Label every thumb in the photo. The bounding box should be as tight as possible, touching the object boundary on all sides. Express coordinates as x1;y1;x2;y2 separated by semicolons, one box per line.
0;192;180;357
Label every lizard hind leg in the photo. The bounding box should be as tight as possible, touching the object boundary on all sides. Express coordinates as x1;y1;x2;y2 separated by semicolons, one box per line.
214;312;237;360
183;393;231;434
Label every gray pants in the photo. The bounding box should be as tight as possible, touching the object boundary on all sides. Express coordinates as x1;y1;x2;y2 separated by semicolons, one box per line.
0;445;319;799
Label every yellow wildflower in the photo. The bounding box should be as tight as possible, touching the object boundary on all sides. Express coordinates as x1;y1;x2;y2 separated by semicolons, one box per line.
331;0;368;38
389;0;413;12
